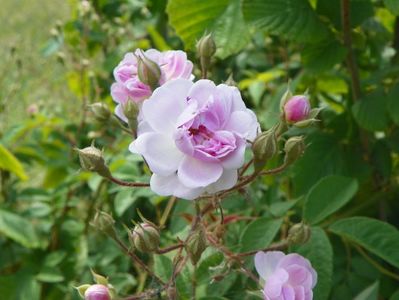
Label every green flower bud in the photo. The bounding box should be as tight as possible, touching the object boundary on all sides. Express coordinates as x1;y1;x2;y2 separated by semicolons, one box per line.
196;34;216;59
88;103;111;123
75;143;111;178
122;101;139;131
130;223;160;253
185;228;207;265
137;52;161;90
92;211;116;238
284;136;305;166
252;128;278;172
287;223;311;245
76;284;91;298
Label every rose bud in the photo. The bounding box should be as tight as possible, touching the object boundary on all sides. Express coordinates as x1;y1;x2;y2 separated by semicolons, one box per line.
92;211;116;238
196;33;216;59
137;52;161;90
85;284;111;300
287;223;311;245
88;103;111;123
185;228;207;265
284;136;305;166
284;95;311;124
252;128;278;172
75;142;111;178
130;222;160;253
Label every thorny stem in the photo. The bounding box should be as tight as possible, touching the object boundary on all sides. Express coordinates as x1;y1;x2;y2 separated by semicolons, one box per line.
108;176;150;187
156;243;184;254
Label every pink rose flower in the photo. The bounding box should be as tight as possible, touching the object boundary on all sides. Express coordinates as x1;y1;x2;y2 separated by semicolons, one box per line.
255;251;317;300
84;284;110;300
111;49;194;121
284;95;311;123
130;79;259;200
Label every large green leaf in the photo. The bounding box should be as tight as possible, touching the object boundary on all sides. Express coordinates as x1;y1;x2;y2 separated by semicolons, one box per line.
330;217;399;268
153;254;173;282
167;0;248;58
0;144;28;180
295;227;333;300
304;175;358;224
385;0;399;15
242;0;330;43
0;209;40;248
239;218;282;252
352;90;389;132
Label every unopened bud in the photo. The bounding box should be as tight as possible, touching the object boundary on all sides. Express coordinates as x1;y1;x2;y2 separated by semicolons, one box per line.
122;101;139;130
287;223;311;245
284;136;305;166
196;34;216;58
284;95;311;124
186;228;207;265
76;143;111;178
252;128;278;172
89;103;111;123
85;284;111;300
137;52;161;90
130;223;160;253
92;211;116;238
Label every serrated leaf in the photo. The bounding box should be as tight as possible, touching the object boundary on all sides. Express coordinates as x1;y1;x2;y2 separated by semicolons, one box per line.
354;281;379;300
154;254;173;282
0;144;28;180
352;90;389;132
304;175;358;224
330;217;399;268
239;218;282;252
242;0;330;43
0;209;39;248
384;0;399;15
295;227;333;300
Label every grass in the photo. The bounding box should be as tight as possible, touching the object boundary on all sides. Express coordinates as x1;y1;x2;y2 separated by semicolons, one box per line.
0;0;72;132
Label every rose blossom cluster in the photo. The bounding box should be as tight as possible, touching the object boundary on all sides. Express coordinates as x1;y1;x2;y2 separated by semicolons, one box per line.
111;48;259;200
255;251;317;300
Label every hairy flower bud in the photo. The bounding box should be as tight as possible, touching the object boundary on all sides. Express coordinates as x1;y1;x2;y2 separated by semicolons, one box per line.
130;223;160;253
92;211;116;238
287;223;311;245
284;95;311;124
85;284;111;300
137;52;161;90
89;103;111;123
76;143;111;178
122;101;139;131
284;136;305;166
186;228;207;265
196;34;216;59
252;128;278;172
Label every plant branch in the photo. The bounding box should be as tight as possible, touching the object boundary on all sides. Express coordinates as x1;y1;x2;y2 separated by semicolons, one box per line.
107;176;150;187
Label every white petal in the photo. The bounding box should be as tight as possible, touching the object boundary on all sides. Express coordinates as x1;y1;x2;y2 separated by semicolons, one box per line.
177;156;223;188
221;138;246;170
205;169;238;194
216;84;246;112
129;132;183;175
142;79;193;134
254;251;286;281
188;80;217;108
150;173;204;200
225;110;259;141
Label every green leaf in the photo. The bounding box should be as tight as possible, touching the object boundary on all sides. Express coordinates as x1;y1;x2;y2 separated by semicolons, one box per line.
153;254;173;282
304;175;358;224
239;218;282;252
295;227;333;300
352;90;389;132
0;209;39;248
385;0;399;15
387;84;399;125
114;189;136;217
0;144;28;180
242;0;330;43
330;217;399;268
302;39;347;73
36;267;65;283
354;281;379;300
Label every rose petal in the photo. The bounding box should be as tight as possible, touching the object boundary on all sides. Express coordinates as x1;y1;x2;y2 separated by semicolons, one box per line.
221;137;246;170
177;156;223;188
188;80;217;108
150;173;203;200
281;285;295;300
205;169;238;194
129;132;183;175
225;110;259;141
264;268;289;298
254;251;285;280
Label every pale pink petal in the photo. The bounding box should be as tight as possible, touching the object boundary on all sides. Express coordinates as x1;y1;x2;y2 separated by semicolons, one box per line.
150;173;203;200
255;251;286;280
225;110;259;141
205;169;238;194
216;84;246;112
129;133;183;175
264;268;288;298
221;138;246;170
281;285;295;300
177;156;223;188
188;80;217;108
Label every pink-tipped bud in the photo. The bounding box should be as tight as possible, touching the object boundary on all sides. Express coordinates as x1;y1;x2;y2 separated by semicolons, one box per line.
284;95;311;123
84;284;111;300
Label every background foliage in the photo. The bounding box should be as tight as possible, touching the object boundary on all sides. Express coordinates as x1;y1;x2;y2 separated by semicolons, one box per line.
1;0;399;299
